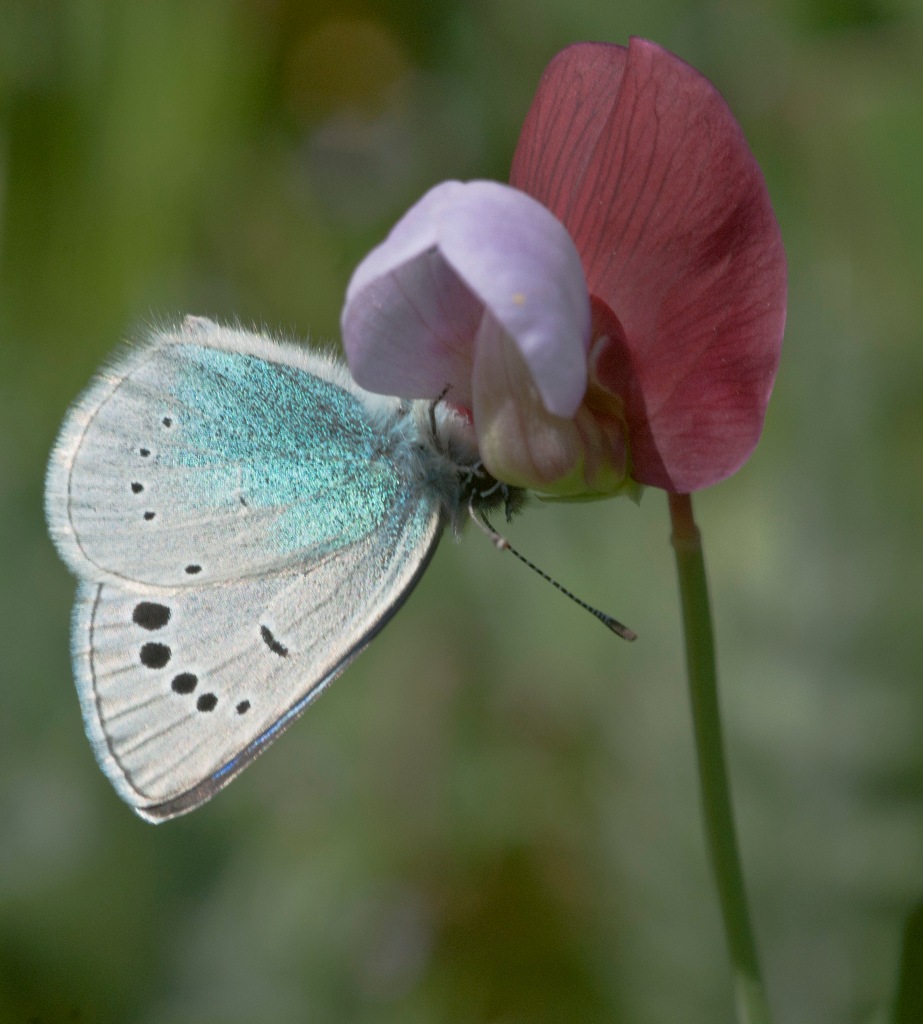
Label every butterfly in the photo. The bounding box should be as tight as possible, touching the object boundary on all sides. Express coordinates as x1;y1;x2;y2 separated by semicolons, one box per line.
45;316;529;822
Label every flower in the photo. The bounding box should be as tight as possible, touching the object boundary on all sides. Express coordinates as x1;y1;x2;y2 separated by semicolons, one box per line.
341;179;629;495
342;38;786;496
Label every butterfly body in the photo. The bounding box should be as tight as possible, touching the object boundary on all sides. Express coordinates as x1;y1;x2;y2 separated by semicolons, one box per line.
46;316;522;821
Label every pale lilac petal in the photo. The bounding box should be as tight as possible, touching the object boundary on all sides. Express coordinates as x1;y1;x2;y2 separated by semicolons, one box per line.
472;315;581;488
343;182;480;400
343;245;482;404
342;180;591;417
472;314;630;495
438;181;590;417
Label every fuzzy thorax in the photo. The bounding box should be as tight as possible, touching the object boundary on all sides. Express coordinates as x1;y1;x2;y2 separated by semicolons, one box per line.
384;399;527;536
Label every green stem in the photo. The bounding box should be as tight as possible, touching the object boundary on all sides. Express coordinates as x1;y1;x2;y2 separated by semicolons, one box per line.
668;492;772;1024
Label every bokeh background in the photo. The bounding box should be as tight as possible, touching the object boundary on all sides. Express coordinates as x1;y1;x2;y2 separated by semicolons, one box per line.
2;1;921;1022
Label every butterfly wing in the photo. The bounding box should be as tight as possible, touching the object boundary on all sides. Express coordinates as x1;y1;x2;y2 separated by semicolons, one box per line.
47;319;443;820
75;501;440;821
46;317;409;587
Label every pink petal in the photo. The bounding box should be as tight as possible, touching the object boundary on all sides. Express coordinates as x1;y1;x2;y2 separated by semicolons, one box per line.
511;38;787;492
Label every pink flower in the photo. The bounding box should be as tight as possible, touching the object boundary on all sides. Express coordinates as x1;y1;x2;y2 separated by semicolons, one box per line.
342;38;786;496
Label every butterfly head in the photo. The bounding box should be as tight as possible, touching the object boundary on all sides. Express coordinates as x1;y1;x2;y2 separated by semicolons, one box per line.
399;398;527;534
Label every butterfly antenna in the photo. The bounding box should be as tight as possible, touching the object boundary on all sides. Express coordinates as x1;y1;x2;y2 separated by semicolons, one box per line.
471;508;637;642
428;385;452;450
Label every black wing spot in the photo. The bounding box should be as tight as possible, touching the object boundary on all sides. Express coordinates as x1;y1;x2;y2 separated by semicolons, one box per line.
162;417;173;427
139;447;150;457
140;642;171;669
196;693;218;713
184;564;202;575
260;625;289;658
132;601;171;630
236;700;251;715
171;672;198;694
144;511;156;521
131;482;144;494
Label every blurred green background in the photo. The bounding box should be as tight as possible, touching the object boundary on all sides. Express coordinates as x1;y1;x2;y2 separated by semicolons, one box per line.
2;1;921;1022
